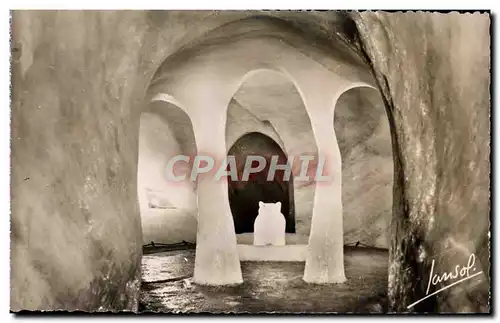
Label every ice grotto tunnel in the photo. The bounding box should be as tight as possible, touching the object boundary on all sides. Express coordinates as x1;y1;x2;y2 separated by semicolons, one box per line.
11;11;490;313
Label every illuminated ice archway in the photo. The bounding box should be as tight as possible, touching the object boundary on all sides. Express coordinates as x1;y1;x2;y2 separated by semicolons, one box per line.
145;17;378;285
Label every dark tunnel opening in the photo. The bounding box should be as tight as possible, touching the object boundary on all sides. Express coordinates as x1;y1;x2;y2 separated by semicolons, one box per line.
227;132;295;234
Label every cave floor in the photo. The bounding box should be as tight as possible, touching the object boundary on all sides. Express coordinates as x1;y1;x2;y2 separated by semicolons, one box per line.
139;246;388;313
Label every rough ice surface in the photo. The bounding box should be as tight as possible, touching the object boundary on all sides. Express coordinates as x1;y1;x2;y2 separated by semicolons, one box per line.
140;248;389;313
353;11;490;312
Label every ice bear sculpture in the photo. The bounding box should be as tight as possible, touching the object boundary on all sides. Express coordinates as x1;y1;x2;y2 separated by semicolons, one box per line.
254;201;286;246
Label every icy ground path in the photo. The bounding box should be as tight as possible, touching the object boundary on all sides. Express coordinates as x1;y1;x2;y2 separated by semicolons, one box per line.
139;247;388;313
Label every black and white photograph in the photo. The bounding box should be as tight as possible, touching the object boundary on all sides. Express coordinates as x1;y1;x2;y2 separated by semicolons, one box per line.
9;7;492;315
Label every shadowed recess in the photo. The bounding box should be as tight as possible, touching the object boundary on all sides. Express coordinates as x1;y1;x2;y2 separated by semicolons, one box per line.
227;132;295;234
